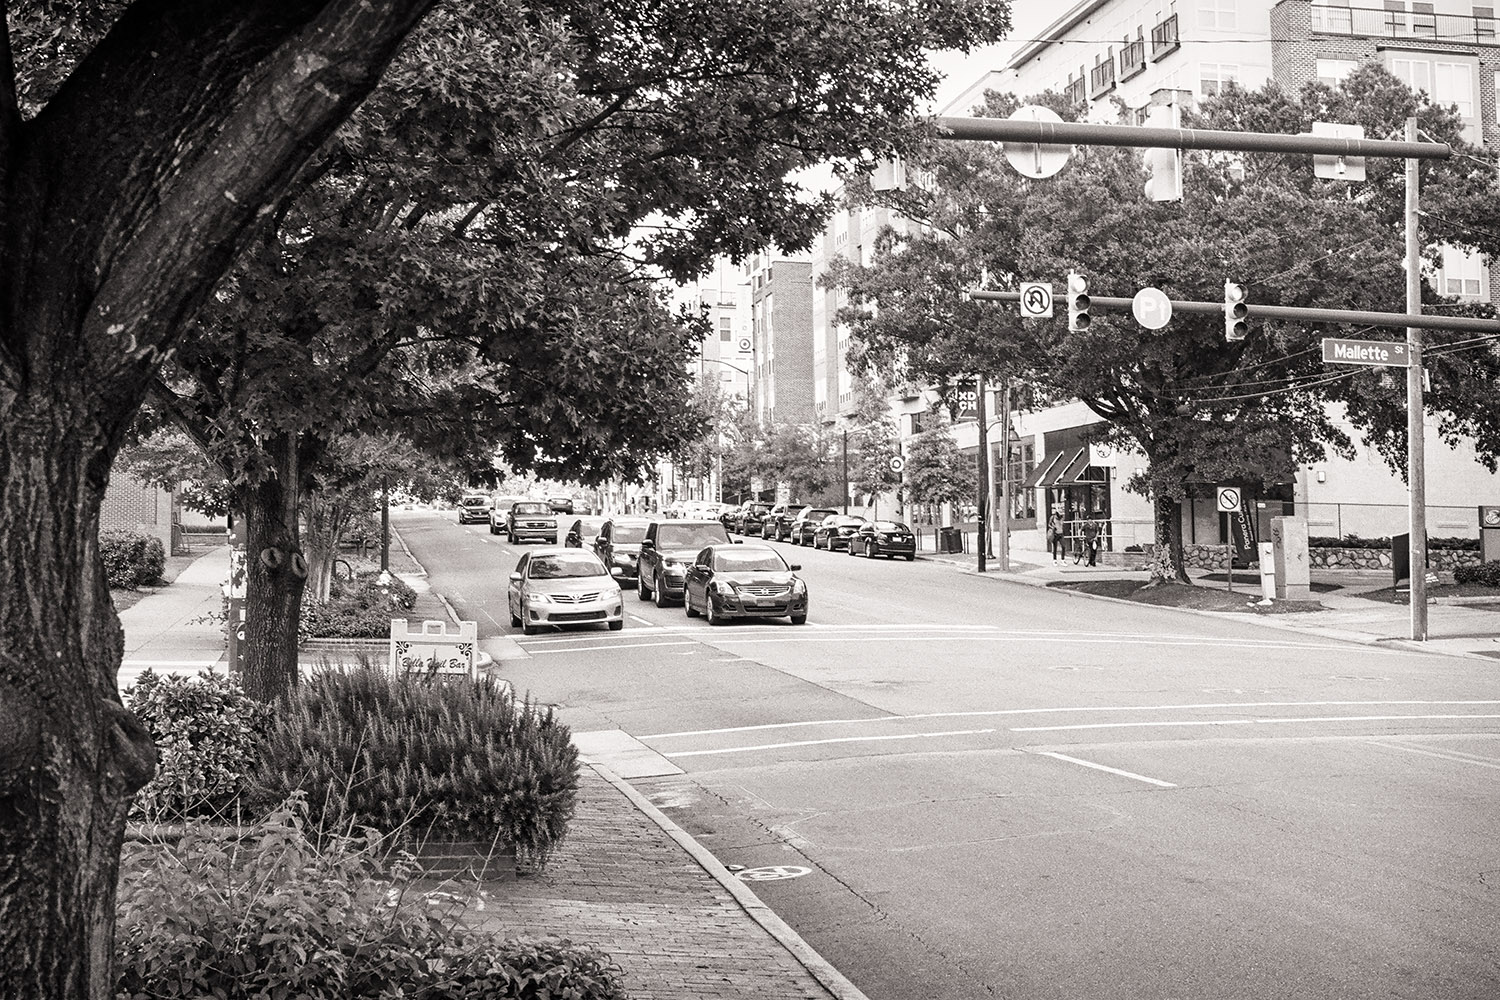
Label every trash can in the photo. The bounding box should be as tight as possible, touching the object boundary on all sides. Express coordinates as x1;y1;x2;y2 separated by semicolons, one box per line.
939;527;963;553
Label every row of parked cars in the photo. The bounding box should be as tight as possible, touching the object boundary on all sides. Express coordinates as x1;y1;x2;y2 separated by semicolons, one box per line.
717;501;917;560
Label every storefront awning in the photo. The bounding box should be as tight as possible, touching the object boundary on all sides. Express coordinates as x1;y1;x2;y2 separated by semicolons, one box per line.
1021;449;1068;489
1050;448;1096;487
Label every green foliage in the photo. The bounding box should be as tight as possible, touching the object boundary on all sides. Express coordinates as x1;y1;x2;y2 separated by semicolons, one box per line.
101;529;166;589
1308;534;1479;550
125;670;273;823
116;795;628;1000
903;426;974;506
250;669;580;868
333;571;419;611
301;571;420;641
1454;560;1500;586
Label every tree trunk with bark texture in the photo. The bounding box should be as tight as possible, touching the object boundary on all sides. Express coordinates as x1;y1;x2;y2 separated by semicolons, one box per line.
239;436;308;703
1151;494;1191;584
0;405;157;996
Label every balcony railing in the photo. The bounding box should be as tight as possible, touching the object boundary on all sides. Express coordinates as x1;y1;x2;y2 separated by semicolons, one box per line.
1151;13;1180;59
1310;4;1497;42
1089;57;1117;98
1119;38;1147;80
1064;76;1087;106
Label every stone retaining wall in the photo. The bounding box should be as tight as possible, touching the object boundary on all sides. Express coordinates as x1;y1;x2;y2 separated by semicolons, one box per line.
1152;543;1480;571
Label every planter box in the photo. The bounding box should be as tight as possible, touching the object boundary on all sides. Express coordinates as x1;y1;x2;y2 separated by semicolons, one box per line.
407;837;520;881
299;637;388;665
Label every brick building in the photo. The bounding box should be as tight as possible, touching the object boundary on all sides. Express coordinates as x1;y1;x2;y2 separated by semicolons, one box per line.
100;473;174;554
743;252;816;425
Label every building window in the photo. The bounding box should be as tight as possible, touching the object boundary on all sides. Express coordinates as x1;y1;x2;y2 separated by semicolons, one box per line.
719;317;732;341
1389;56;1431;93
1434;62;1474;117
1476;6;1496;41
1198;0;1236;30
1200;63;1240;95
1440;245;1485;299
1316;58;1358;86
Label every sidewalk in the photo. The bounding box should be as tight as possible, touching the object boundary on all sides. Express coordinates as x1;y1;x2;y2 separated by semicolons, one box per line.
118;544;229;691
916;542;1500;661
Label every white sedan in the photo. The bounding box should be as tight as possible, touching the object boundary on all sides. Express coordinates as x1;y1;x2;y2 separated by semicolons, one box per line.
507;549;624;636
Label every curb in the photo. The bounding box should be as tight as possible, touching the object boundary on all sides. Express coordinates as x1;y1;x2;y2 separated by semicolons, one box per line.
929;556;1500;661
390;524;461;625
589;763;873;1000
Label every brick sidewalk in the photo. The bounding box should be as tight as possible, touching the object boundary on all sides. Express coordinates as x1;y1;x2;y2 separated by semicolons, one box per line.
456;767;856;1000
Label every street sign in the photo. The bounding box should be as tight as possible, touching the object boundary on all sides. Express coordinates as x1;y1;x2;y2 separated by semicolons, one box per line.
1019;282;1054;318
736;337;752;353
1132;287;1173;330
1322;337;1411;367
1310;121;1367;181
889;456;905;473
1002;105;1071;179
1216;485;1242;513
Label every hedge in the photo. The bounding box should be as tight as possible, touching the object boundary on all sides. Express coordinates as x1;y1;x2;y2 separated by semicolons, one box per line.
1308;534;1479;551
1454;560;1500;586
101;529;166;589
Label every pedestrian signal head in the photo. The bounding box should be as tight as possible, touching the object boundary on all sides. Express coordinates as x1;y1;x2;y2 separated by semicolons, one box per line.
1067;273;1091;333
1224;281;1249;342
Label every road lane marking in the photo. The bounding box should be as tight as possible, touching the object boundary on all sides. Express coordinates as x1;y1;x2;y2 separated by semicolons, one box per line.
1368;740;1500;770
703;634;1389;653
1011;714;1500;732
643;702;1500;739
1033;750;1177;788
664;728;998;758
527;640;698;653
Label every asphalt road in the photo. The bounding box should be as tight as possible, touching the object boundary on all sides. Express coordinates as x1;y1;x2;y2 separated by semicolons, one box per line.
396;509;1500;1000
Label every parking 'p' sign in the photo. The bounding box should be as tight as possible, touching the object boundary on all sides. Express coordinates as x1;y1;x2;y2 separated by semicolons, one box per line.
1019;282;1054;318
1216;486;1242;513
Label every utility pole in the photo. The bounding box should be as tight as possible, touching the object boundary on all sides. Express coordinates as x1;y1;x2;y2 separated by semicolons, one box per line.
380;475;390;573
842;428;850;514
976;373;988;573
1406;117;1428;639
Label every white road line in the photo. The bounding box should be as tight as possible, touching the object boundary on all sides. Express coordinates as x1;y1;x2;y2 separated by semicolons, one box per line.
1033;750;1177;788
1370;740;1500;771
704;634;1387;653
665;728;997;759
1011;714;1500;732
528;640;698;653
642;701;1500;740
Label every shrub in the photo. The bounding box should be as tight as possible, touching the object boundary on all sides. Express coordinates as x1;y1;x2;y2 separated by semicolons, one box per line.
334;570;418;611
1454;560;1500;586
300;571;419;642
125;670;273;822
251;668;580;869
116;796;628;1000
101;529;166;589
1308;534;1479;551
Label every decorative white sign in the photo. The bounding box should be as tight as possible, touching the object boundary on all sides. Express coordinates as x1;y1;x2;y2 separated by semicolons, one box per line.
389;619;477;677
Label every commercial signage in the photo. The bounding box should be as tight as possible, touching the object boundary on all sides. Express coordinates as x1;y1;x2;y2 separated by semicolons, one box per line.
950;379;979;422
1322;338;1410;367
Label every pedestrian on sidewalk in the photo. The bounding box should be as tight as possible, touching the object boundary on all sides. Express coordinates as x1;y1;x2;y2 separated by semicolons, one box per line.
1082;518;1102;566
1047;506;1065;562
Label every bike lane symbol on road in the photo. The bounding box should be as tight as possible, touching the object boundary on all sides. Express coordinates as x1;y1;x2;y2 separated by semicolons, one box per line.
735;865;811;882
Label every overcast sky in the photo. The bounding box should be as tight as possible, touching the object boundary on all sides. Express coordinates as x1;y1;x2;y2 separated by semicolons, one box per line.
927;5;1053;112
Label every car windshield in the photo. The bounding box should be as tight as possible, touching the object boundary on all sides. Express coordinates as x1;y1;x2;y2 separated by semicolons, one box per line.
513;502;550;515
873;521;910;532
656;524;729;548
461;496;488;507
749;503;772;513
834;516;866;526
611;524;647;544
527;554;607;579
713;549;787;573
804;510;835;521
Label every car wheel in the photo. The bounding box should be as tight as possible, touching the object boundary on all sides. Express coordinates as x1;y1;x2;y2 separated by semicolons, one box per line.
637;573;651;600
685;591;699;617
548;536;557;544
608;620;624;631
866;542;877;559
706;597;722;625
522;623;540;636
789;613;807;625
905;554;915;561
653;576;671;608
847;540;857;556
510;610;521;628
489;523;498;535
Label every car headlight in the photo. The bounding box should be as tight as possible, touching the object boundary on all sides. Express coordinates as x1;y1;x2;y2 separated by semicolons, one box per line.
710;580;735;596
526;592;553;605
791;578;807;595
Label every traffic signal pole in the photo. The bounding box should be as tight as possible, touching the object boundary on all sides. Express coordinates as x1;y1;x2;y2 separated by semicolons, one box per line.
1406;117;1428;638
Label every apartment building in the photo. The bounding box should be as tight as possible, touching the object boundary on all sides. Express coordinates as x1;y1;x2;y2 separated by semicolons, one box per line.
743;251;817;425
677;259;754;406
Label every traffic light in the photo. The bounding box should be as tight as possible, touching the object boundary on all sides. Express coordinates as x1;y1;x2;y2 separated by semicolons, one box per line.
1067;273;1090;333
1224;281;1249;341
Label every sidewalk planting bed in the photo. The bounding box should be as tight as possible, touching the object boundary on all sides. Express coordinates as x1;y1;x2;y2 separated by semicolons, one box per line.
1048;578;1327;614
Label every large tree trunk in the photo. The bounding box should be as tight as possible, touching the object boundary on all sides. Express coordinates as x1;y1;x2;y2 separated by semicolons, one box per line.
239;435;309;703
1151;494;1191;585
0;408;157;996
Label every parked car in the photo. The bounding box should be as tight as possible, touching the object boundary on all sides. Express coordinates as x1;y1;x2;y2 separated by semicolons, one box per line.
719;503;747;531
506;549;623;636
488;496;526;534
506;500;558;544
563;516;610;550
734;501;774;535
636;519;737;607
760;502;807;541
811;514;868;551
457;493;491;525
548;495;575;515
682;544;808;625
848;519;917;560
594;516;652;583
787;507;838;546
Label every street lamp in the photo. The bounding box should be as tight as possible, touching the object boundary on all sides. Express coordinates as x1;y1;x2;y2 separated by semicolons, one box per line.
699;356;753;407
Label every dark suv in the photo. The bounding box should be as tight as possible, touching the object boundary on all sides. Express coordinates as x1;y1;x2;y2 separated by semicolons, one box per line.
761;502;807;541
787;507;838;546
734;501;774;535
593;517;652;583
457;494;491;525
506;500;558;544
636;519;736;607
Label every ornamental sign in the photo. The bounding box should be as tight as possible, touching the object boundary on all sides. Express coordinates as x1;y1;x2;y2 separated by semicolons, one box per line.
389;618;477;677
1322;337;1411;367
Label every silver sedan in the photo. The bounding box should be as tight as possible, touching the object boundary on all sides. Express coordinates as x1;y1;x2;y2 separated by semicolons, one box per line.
507;549;624;636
